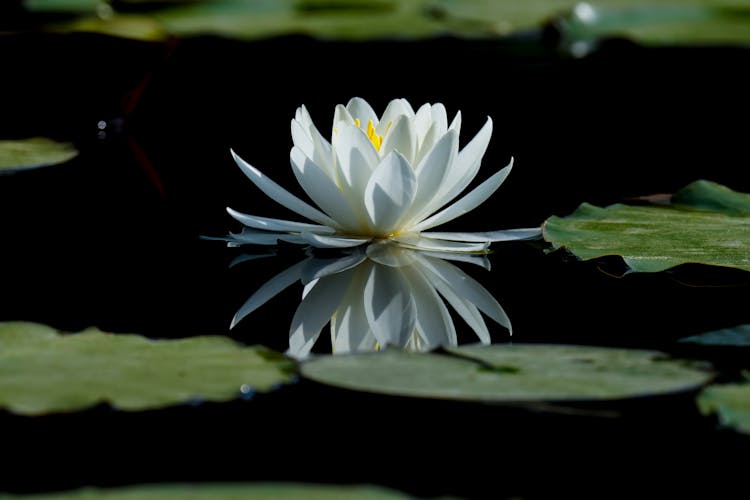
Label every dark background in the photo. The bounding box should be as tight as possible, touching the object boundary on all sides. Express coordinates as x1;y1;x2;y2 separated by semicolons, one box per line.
1;31;749;498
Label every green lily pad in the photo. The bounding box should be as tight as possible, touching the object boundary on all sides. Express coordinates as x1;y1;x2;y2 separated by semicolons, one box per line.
543;180;750;274
0;483;408;499
0;138;78;173
697;373;750;435
0;322;295;415
26;0;750;43
681;324;750;347
301;344;711;402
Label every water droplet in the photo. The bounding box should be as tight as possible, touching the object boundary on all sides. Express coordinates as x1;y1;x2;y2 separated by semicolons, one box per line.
97;120;107;130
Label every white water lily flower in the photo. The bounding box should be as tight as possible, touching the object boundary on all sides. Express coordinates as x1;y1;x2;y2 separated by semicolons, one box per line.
232;241;511;359
227;97;540;252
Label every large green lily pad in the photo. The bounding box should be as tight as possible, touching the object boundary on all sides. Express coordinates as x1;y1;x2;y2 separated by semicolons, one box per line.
26;0;750;44
0;138;78;173
0;483;407;499
681;324;750;347
697;373;750;435
543;180;750;274
301;344;711;402
0;322;295;415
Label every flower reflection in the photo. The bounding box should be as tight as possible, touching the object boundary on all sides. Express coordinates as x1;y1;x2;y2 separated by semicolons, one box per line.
227;97;540;252
232;241;510;359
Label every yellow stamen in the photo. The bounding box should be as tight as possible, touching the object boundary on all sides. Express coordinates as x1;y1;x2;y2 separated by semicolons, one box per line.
354;117;385;152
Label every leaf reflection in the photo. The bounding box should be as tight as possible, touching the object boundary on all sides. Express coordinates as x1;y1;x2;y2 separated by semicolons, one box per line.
232;241;510;358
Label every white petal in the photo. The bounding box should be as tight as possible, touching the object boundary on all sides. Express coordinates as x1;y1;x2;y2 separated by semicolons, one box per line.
300;233;372;249
429;117;492;213
226;229;286;246
346;97;378;125
417;254;511;331
365;240;418;267
331;265;377;353
420;227;542;242
378;98;415;135
290;147;361;230
430;103;448;138
364;151;417;234
291;119;314;158
432;281;492;344
287;268;353;358
414;103;432;141
231;259;307;328
416;250;491;270
402;265;456;346
364;264;416;348
403;130;458;224
333;104;354;133
334;123;379;194
228;252;276;268
394;234;489;253
300;250;368;283
231;149;339;228
411;158;513;232
227;207;336;234
380;114;416;164
448;110;462;135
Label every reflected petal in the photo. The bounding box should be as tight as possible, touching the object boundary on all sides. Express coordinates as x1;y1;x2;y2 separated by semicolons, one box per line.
364;264;416;347
231;259;308;328
421;227;542;242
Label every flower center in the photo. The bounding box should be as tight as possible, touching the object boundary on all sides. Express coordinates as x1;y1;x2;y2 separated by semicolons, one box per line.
354;118;384;151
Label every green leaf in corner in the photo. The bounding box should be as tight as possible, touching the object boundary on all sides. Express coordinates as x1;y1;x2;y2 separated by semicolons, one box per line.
543;180;750;274
301;344;711;402
0;137;79;173
697;373;750;435
0;482;409;499
0;322;296;415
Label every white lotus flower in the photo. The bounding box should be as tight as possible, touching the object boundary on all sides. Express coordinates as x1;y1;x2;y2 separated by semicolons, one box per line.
232;241;511;359
227;97;540;252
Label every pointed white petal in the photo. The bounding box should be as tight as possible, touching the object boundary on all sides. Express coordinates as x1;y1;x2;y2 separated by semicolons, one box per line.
364;151;417;234
300;233;372;249
380;114;416;164
403;130;458;224
378;98;415;135
346;97;378;125
331;265;377;353
290;147;361;229
300;250;368;283
364;264;416;348
417;255;512;331
230;149;339;228
413;250;491;270
231;259;307;328
333;104;355;134
287;268;353;358
394;234;489;253
291;119;314;158
411;159;513;232
228;252;276;268
334;123;379;193
428;117;492;213
434;283;492;344
227;207;336;234
226;229;286;246
414;103;432;140
420;227;542;242
448;110;462;135
430;103;448;138
402;265;456;346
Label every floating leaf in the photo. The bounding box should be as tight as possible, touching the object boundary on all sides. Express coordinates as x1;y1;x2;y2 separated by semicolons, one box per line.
0;482;408;499
543;181;750;274
681;324;750;347
0;322;295;415
301;344;711;402
697;374;750;435
0;138;78;173
26;0;750;43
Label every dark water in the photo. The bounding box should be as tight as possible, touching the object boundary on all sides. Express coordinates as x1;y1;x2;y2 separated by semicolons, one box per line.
1;33;749;498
